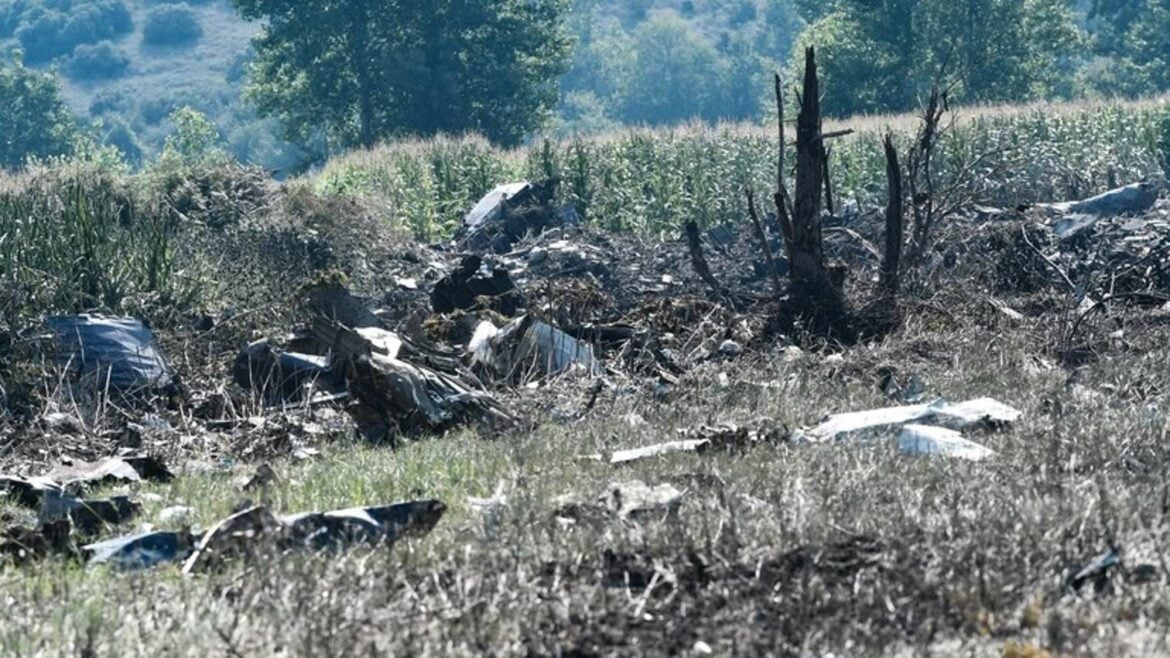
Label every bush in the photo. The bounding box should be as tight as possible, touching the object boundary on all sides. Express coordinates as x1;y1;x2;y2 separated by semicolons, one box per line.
15;0;133;64
65;41;129;80
142;4;202;47
139;96;179;125
0;58;76;169
89;89;131;116
101;118;143;165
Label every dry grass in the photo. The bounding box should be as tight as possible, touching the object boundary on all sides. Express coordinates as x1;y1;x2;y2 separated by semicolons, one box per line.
3;304;1170;655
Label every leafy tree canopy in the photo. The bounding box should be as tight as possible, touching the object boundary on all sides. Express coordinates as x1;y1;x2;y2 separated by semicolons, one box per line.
0;54;77;169
233;0;572;151
799;0;1084;117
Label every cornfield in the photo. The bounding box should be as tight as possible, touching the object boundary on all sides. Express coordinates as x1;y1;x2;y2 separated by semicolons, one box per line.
0;163;205;325
3;97;1170;322
315;98;1170;240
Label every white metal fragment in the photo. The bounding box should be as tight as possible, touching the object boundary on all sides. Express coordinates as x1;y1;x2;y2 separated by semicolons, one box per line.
897;424;996;461
807;397;1022;442
609;439;710;465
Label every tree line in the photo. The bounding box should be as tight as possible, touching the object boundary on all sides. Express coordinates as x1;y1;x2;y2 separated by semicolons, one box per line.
5;0;1170;169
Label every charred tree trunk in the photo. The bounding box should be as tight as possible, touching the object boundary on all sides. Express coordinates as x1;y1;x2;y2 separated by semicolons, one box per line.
755;49;904;341
746;189;784;298
782;47;851;337
880;135;903;298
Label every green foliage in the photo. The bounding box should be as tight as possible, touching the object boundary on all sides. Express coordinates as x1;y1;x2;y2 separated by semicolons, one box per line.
13;0;133;64
0;165;203;324
795;10;905;118
88;88;131;117
142;3;202;47
64;40;129;80
797;0;1084;117
161;107;226;166
235;0;572;151
0;55;76;169
100;116;143;165
559;2;803;132
314;101;1170;239
617;13;730;124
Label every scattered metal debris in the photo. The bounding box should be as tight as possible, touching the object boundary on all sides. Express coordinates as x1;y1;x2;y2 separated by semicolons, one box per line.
897;424;995;461
1066;548;1121;594
432;255;525;316
1049;180;1161;219
456;179;562;253
606;440;711;465
471;315;602;381
314;318;513;441
233;338;341;402
44;315;175;394
181;505;281;573
46;457;144;489
281;499;447;552
806;397;1022;442
85;530;195;570
602;481;683;518
1;454;172;510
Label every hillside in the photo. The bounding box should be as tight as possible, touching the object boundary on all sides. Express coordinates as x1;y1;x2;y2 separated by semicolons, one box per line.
0;0;804;169
0;0;293;168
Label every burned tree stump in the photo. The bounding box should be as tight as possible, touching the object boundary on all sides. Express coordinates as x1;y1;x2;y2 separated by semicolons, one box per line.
777;47;853;338
756;47;905;342
881;135;904;298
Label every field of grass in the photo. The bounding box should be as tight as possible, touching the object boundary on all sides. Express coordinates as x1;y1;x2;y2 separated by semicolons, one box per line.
3;94;1170;655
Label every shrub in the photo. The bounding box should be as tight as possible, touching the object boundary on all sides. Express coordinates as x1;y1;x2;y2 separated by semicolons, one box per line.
0;57;76;169
139;96;178;125
89;89;131;116
102;118;143;165
65;41;129;80
15;0;133;64
142;4;202;47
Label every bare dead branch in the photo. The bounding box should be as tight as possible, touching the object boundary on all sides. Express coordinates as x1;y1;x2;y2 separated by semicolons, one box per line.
684;220;733;308
813;129;854;144
746;189;784;298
